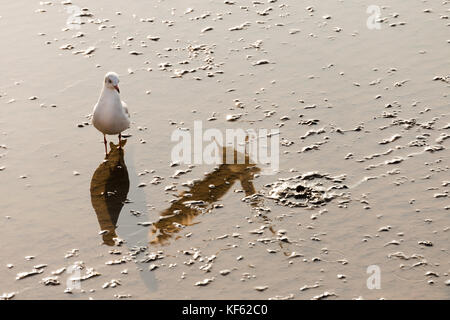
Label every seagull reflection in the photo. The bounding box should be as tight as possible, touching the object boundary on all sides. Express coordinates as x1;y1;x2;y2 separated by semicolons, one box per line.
150;147;260;245
90;140;129;246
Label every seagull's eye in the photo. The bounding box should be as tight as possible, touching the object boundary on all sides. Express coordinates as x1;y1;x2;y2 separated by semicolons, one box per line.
108;79;112;83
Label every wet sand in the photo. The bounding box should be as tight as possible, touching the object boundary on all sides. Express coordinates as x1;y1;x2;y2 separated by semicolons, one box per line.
0;1;449;299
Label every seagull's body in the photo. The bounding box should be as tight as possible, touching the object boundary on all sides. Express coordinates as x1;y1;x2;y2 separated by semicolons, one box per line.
93;91;129;135
92;72;130;154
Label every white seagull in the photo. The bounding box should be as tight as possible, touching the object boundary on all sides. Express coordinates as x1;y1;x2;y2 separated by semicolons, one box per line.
92;72;130;154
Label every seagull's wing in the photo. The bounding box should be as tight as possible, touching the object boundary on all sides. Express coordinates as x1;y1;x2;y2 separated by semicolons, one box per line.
121;100;130;118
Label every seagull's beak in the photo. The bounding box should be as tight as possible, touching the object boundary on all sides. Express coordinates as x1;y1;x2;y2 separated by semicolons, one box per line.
114;85;120;93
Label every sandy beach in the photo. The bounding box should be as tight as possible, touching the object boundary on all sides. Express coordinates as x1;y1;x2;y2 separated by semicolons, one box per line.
0;0;449;300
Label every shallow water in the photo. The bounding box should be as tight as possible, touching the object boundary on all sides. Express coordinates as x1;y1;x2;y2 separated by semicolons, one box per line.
0;0;449;299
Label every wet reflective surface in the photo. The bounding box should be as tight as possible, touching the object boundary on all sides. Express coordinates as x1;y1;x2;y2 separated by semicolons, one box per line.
150;147;260;245
90;140;129;246
0;0;449;300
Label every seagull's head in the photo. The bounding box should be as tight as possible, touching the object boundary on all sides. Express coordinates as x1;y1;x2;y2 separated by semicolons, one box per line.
104;72;120;93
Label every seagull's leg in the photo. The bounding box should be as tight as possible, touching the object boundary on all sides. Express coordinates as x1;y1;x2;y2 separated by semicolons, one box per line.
104;134;108;155
118;133;122;149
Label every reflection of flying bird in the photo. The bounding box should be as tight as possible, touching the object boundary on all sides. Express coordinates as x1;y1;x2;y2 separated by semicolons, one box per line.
150;147;261;245
92;72;130;155
90;140;129;246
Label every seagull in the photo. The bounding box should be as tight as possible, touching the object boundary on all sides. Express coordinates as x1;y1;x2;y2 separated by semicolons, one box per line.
92;72;130;154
